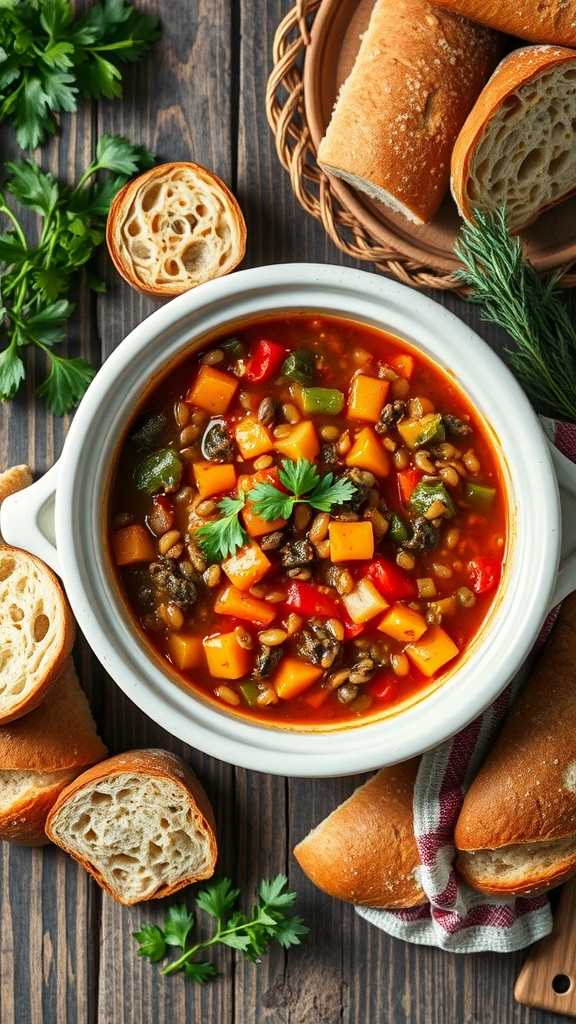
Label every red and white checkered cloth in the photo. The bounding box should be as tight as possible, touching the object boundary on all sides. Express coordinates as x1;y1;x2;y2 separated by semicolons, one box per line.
357;419;576;952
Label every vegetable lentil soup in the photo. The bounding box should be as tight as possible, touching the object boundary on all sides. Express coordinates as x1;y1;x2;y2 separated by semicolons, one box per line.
108;313;507;727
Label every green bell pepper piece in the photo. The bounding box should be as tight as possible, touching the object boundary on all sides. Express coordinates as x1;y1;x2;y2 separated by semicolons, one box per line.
463;481;496;508
389;512;409;544
281;348;316;385
301;387;344;415
409;480;456;518
134;448;183;494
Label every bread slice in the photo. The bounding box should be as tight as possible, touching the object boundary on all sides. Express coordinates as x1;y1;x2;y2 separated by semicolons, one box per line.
293;759;425;909
0;656;108;845
45;749;218;904
106;161;246;300
0;545;76;723
454;591;576;897
430;0;576;49
316;0;502;224
451;45;576;233
0;464;33;504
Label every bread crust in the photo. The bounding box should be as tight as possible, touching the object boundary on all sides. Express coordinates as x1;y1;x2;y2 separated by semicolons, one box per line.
454;592;576;895
45;749;218;903
106;162;246;300
450;45;576;231
0;545;76;723
293;758;425;909
316;0;502;224
431;0;576;47
0;768;79;846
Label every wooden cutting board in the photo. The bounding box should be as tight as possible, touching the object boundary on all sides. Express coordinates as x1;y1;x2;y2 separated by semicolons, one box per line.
515;878;576;1016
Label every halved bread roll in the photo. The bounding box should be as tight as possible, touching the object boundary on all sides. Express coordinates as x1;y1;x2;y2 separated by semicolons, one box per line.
0;657;108;845
451;46;576;233
0;545;76;723
455;592;576;897
45;749;218;904
293;759;425;909
106;162;246;300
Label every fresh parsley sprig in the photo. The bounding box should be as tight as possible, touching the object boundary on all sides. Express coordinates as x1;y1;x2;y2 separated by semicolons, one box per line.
454;206;576;422
250;457;356;521
0;0;161;150
0;134;155;414
195;494;248;563
133;875;308;983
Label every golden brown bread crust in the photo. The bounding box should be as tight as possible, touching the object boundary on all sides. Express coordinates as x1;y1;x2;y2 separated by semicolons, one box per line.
293;758;425;909
430;0;576;47
455;591;576;856
106;162;246;300
316;0;503;224
45;749;218;903
0;768;79;846
457;835;576;898
450;45;576;231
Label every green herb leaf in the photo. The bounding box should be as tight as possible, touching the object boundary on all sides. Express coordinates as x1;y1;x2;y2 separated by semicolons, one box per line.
249;457;357;522
133;923;166;962
195;876;241;921
162;905;195;949
195;494;248;562
454;206;576;421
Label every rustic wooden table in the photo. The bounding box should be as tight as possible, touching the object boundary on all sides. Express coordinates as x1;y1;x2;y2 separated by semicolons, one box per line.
1;1;575;1022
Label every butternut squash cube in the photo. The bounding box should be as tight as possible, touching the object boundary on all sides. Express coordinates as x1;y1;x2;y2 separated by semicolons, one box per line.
185;364;238;414
342;578;389;624
203;631;251;679
273;658;324;700
234;416;274;459
329;520;374;562
241;503;287;538
377;603;427;643
112;523;156;565
214;584;277;626
166;633;205;671
347;374;390;423
406;625;459;677
275;420;319;463
222;542;271;591
193;461;237;499
346;427;391;477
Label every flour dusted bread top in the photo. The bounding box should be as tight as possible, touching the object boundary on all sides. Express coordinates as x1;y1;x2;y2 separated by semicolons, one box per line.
0;546;76;723
451;46;576;233
106;162;246;299
45;749;218;904
316;0;503;224
430;0;576;48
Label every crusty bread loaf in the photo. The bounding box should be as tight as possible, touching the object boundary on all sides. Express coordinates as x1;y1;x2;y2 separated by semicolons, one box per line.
0;464;33;505
106;162;246;300
430;0;576;48
0;545;76;723
455;591;576;897
293;758;425;909
0;657;108;845
451;46;576;233
316;0;503;224
45;749;218;904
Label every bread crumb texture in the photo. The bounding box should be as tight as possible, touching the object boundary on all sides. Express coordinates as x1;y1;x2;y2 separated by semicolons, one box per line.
48;772;214;902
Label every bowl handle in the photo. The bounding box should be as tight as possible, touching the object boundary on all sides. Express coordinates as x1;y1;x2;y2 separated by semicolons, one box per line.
0;461;61;575
549;443;576;608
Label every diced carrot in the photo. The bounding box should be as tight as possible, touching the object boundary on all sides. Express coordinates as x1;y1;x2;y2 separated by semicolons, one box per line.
329;521;374;562
342;578;389;624
193;461;237;499
389;353;415;380
234;416;274;459
275;420;320;462
203;631;252;679
347;374;390;423
214;584;277;626
406;625;459;676
185;364;238;414
377;603;428;643
222;542;271;591
273;658;324;700
166;633;205;671
346;427;391;477
112;523;156;565
241;503;287;538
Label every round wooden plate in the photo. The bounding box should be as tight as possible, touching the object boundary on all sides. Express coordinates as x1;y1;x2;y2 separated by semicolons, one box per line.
303;0;576;278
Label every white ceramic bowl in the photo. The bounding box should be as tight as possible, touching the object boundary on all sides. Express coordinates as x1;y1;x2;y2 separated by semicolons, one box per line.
3;264;576;777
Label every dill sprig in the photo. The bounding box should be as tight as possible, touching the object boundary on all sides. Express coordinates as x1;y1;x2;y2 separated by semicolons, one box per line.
453;206;576;422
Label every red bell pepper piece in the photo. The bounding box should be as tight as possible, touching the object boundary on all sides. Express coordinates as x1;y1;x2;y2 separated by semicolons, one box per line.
366;672;400;704
397;467;423;506
284;581;340;619
245;339;287;384
364;556;417;601
468;556;501;594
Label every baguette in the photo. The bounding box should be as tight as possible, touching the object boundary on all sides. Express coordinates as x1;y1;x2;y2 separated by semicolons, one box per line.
451;46;576;233
0;657;108;845
455;592;576;897
106;162;246;300
293;759;425;909
45;749;218;904
430;0;576;48
316;0;503;224
0;545;76;723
